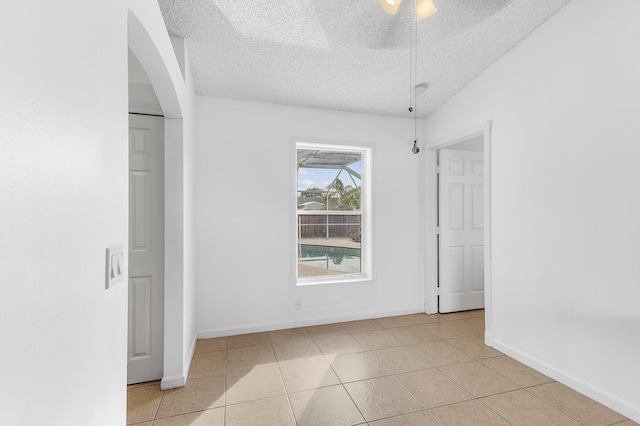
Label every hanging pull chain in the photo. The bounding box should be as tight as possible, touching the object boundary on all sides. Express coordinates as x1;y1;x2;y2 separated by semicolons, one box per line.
411;0;420;154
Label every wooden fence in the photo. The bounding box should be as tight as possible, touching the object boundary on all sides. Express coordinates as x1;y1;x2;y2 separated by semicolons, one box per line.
298;214;361;238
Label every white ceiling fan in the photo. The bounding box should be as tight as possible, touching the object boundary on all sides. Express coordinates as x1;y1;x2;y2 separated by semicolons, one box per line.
379;0;437;20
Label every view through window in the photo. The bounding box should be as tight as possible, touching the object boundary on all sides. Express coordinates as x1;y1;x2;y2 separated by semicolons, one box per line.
296;144;368;282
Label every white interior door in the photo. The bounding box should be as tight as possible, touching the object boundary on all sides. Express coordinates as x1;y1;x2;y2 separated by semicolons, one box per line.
128;114;164;384
438;149;484;313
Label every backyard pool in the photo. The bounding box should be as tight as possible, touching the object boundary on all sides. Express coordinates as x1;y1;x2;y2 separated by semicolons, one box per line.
298;244;361;274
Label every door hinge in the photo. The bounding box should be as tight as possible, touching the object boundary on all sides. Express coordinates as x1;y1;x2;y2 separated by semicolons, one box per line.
436;226;440;234
436;287;440;295
436;165;440;173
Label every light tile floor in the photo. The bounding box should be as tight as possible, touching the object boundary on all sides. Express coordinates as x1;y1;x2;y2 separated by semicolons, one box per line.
127;310;637;425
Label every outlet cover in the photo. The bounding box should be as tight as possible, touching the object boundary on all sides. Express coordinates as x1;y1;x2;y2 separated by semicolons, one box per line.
106;244;124;289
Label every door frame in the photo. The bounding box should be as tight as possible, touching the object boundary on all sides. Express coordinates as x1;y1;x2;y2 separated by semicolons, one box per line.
424;121;493;345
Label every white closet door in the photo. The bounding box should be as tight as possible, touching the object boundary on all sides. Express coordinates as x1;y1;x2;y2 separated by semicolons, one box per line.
439;149;484;313
128;114;164;384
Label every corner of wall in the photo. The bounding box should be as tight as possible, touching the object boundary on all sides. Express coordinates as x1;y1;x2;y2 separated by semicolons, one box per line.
169;36;186;81
161;331;196;391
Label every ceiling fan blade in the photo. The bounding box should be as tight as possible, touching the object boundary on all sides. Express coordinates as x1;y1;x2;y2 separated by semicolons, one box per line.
380;0;402;15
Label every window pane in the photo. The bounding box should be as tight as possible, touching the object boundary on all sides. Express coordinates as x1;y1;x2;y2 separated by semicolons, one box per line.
297;214;362;277
296;146;366;280
297;149;362;212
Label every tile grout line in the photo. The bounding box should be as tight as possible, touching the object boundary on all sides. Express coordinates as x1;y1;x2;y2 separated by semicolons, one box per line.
312;323;375;424
152;388;165;422
341;317;431;424
268;332;300;426
388;369;441;423
435;363;522;399
339;381;369;424
223;348;228;426
434;357;520;398
520;384;591;426
473;396;516;426
476;356;555;391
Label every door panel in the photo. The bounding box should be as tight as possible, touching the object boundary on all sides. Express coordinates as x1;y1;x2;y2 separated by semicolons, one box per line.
129;276;152;358
439;149;484;313
449;184;464;229
472;185;484;230
128;114;164;384
448;246;465;293
471;246;484;292
130;171;151;251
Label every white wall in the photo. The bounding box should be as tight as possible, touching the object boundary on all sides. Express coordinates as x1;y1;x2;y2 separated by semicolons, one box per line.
425;0;640;421
0;0;196;423
0;1;128;424
195;97;425;335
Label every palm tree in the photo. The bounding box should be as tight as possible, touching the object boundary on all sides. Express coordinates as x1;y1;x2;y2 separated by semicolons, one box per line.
328;177;344;193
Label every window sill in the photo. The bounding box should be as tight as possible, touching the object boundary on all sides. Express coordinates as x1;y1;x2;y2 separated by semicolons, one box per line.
296;273;372;287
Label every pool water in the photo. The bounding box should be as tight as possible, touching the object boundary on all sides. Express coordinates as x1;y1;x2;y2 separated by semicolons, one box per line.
298;245;361;273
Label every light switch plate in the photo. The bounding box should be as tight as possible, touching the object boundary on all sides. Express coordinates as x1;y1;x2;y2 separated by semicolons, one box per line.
106;244;124;289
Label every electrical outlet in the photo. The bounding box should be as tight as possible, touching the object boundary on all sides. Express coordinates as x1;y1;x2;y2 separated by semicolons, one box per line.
295;298;303;310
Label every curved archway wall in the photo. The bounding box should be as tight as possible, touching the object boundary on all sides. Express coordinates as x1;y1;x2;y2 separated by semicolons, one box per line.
128;0;197;390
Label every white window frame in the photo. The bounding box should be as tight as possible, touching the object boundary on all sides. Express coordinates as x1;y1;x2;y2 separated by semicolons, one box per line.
292;139;372;286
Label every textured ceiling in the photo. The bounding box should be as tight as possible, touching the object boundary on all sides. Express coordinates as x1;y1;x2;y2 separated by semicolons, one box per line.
158;0;572;117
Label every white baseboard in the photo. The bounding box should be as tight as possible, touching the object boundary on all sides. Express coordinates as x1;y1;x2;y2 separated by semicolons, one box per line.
484;331;493;347
161;374;186;390
196;306;426;339
491;339;640;423
160;334;197;390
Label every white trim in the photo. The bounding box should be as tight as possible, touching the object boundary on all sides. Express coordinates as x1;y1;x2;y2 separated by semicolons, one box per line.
491;339;640;423
297;210;361;216
160;326;196;390
423;145;438;314
484;331;494;347
161;374;186;390
291;139;373;287
425;121;493;341
297;273;370;287
428;122;490;149
196;306;427;339
295;138;373;151
290;139;298;286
